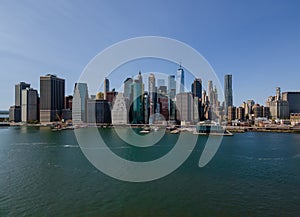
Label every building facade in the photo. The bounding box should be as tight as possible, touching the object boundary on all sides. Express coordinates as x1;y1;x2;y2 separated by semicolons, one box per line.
282;92;300;114
72;83;88;125
21;88;38;122
176;92;193;124
40;74;65;123
224;74;233;115
111;93;129;125
177;66;184;93
87;99;111;124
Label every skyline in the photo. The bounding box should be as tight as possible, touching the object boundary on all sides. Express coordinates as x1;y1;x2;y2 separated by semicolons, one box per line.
1;0;300;110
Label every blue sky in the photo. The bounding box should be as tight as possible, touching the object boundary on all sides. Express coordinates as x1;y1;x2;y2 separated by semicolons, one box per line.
0;0;300;110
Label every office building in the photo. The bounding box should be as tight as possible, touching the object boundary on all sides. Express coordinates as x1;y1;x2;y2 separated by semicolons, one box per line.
123;78;133;99
266;87;289;119
132;76;144;124
111;93;129;125
236;107;245;120
40;74;65;123
72;83;88;125
87;99;111;124
176;92;193;124
177;65;184;93
168;75;176;99
191;78;202;98
64;95;73;110
282;92;300;113
148;73;156;116
158;94;169;121
9;106;21;122
227;106;236;122
21;88;38;122
15;82;31;107
207;80;213;105
104;78;109;100
224;74;233;115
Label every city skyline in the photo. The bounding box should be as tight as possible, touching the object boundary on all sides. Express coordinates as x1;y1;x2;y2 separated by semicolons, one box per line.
1;1;300;110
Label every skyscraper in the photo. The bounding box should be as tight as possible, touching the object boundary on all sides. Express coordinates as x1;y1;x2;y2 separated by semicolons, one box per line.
282;91;300;113
104;77;110;100
177;65;184;93
112;93;129;125
132;78;144;124
40;74;65;123
148;73;156;115
15;82;31;107
168;75;176;99
207;80;213;105
123;77;133;99
21;88;38;122
191;78;202;98
176;92;193;124
224;74;233;115
72;83;89;125
191;78;202;122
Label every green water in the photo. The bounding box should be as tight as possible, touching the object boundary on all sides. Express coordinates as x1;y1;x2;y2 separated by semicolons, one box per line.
0;126;300;216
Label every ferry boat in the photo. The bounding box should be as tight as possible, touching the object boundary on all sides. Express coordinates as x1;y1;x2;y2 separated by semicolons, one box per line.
194;122;233;136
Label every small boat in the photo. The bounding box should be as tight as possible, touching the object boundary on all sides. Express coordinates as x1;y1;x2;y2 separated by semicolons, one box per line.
139;130;150;134
170;129;179;134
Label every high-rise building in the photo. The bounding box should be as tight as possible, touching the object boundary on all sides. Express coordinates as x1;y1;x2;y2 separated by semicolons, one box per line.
12;82;31;122
104;78;110;100
15;82;31;107
224;74;233;115
21;88;38;122
148;73;156;116
191;78;202;98
72;83;88;125
40;74;65;123
158;94;169;121
123;78;133;99
207;80;213;105
132;76;144;124
64;95;73;110
9;106;21;122
227;106;236;122
111;93;129;125
177;65;184;93
265;88;289;119
168;75;176;99
87;99;111;124
282;92;300;113
176;92;193;124
236;107;245;120
191;78;202;122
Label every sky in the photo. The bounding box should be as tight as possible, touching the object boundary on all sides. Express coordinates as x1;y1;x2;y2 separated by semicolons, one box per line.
0;0;300;110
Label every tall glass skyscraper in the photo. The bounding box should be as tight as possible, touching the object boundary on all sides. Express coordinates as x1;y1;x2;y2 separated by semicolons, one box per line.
104;78;110;100
224;74;233;115
73;83;89;125
168;75;176;100
177;65;184;93
132;78;144;124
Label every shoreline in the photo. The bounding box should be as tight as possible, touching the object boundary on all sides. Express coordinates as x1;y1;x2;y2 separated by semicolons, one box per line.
3;122;300;134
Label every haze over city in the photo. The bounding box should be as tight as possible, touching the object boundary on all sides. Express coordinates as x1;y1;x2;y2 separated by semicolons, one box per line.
1;0;300;110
